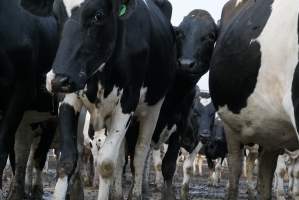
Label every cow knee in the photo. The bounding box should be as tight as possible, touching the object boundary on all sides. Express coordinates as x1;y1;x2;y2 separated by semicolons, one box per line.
98;159;114;179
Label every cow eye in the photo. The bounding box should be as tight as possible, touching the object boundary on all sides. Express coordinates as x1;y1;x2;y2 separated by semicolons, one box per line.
92;10;105;25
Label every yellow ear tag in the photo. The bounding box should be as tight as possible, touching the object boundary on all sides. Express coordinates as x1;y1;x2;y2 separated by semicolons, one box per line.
119;4;127;16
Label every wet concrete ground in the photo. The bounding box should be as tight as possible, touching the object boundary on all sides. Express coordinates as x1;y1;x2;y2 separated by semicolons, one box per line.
2;160;290;199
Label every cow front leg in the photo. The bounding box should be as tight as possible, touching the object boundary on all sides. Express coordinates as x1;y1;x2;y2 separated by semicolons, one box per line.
224;124;243;200
257;149;279;200
181;142;203;200
152;148;164;189
54;94;82;200
110;140;126;200
128;99;164;200
97;104;133;200
161;132;180;200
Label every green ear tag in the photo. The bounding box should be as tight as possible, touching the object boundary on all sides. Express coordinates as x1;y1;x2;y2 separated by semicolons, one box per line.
119;4;127;16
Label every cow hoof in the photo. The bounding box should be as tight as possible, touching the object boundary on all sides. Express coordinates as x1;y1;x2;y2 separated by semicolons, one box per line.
180;184;189;200
162;186;176;200
31;185;43;200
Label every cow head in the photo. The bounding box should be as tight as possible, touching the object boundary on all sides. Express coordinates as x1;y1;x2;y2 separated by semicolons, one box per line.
21;0;54;16
204;117;227;159
176;9;217;81
47;0;136;93
196;94;216;143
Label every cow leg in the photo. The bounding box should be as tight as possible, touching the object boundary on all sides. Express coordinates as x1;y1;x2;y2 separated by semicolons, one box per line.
210;158;222;187
152;148;163;189
161;132;180;200
224;125;243;200
97;104;134;200
8;123;34;200
257;149;278;200
128;101;164;200
245;145;258;199
24;139;38;197
54;94;82;200
181;142;203;200
274;155;287;200
110;140;126;200
142;148;151;193
193;154;203;176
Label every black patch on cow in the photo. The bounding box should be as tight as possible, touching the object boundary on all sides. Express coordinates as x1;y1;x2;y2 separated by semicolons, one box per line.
291;14;299;135
209;0;274;113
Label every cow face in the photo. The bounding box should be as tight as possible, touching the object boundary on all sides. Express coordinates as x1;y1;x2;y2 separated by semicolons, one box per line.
196;96;216;142
204;118;227;159
47;0;136;93
176;9;217;80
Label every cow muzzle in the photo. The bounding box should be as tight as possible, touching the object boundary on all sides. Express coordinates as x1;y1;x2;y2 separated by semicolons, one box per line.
51;75;73;93
199;129;211;143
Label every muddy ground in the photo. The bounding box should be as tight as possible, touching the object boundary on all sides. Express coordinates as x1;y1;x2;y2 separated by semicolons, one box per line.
2;159;289;200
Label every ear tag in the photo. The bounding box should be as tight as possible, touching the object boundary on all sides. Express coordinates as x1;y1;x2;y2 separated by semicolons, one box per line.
119;4;127;16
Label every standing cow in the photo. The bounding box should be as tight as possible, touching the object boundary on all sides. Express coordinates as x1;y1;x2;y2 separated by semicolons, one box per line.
209;0;299;199
46;0;177;199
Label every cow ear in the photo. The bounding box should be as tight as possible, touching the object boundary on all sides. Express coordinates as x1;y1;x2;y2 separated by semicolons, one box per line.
116;0;136;19
21;0;54;16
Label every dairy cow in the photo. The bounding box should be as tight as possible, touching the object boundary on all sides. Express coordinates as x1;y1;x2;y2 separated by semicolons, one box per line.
46;0;177;199
209;0;299;199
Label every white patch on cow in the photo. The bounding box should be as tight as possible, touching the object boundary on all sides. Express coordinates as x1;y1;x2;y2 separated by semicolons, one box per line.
53;176;68;200
63;0;85;17
83;111;91;147
82;84;123;131
235;0;243;7
200;97;211;107
46;70;55;93
62;93;83;113
219;0;299;149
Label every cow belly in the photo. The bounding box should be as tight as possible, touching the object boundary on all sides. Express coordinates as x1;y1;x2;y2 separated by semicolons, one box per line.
218;103;298;150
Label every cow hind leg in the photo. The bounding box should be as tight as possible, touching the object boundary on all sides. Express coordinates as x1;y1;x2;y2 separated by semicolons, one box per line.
257;149;279;200
245;145;259;200
161;133;180;200
224;125;243;200
8;125;33;200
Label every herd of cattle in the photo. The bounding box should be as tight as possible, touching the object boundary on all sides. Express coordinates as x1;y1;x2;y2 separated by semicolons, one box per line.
0;0;299;199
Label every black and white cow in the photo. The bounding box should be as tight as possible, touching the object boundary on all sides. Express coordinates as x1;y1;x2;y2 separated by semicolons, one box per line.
209;0;299;199
0;0;60;199
46;0;177;199
146;10;217;200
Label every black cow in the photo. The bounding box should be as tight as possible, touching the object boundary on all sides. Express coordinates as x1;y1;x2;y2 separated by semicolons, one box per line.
46;0;177;199
0;0;60;199
149;10;217;200
209;0;299;199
